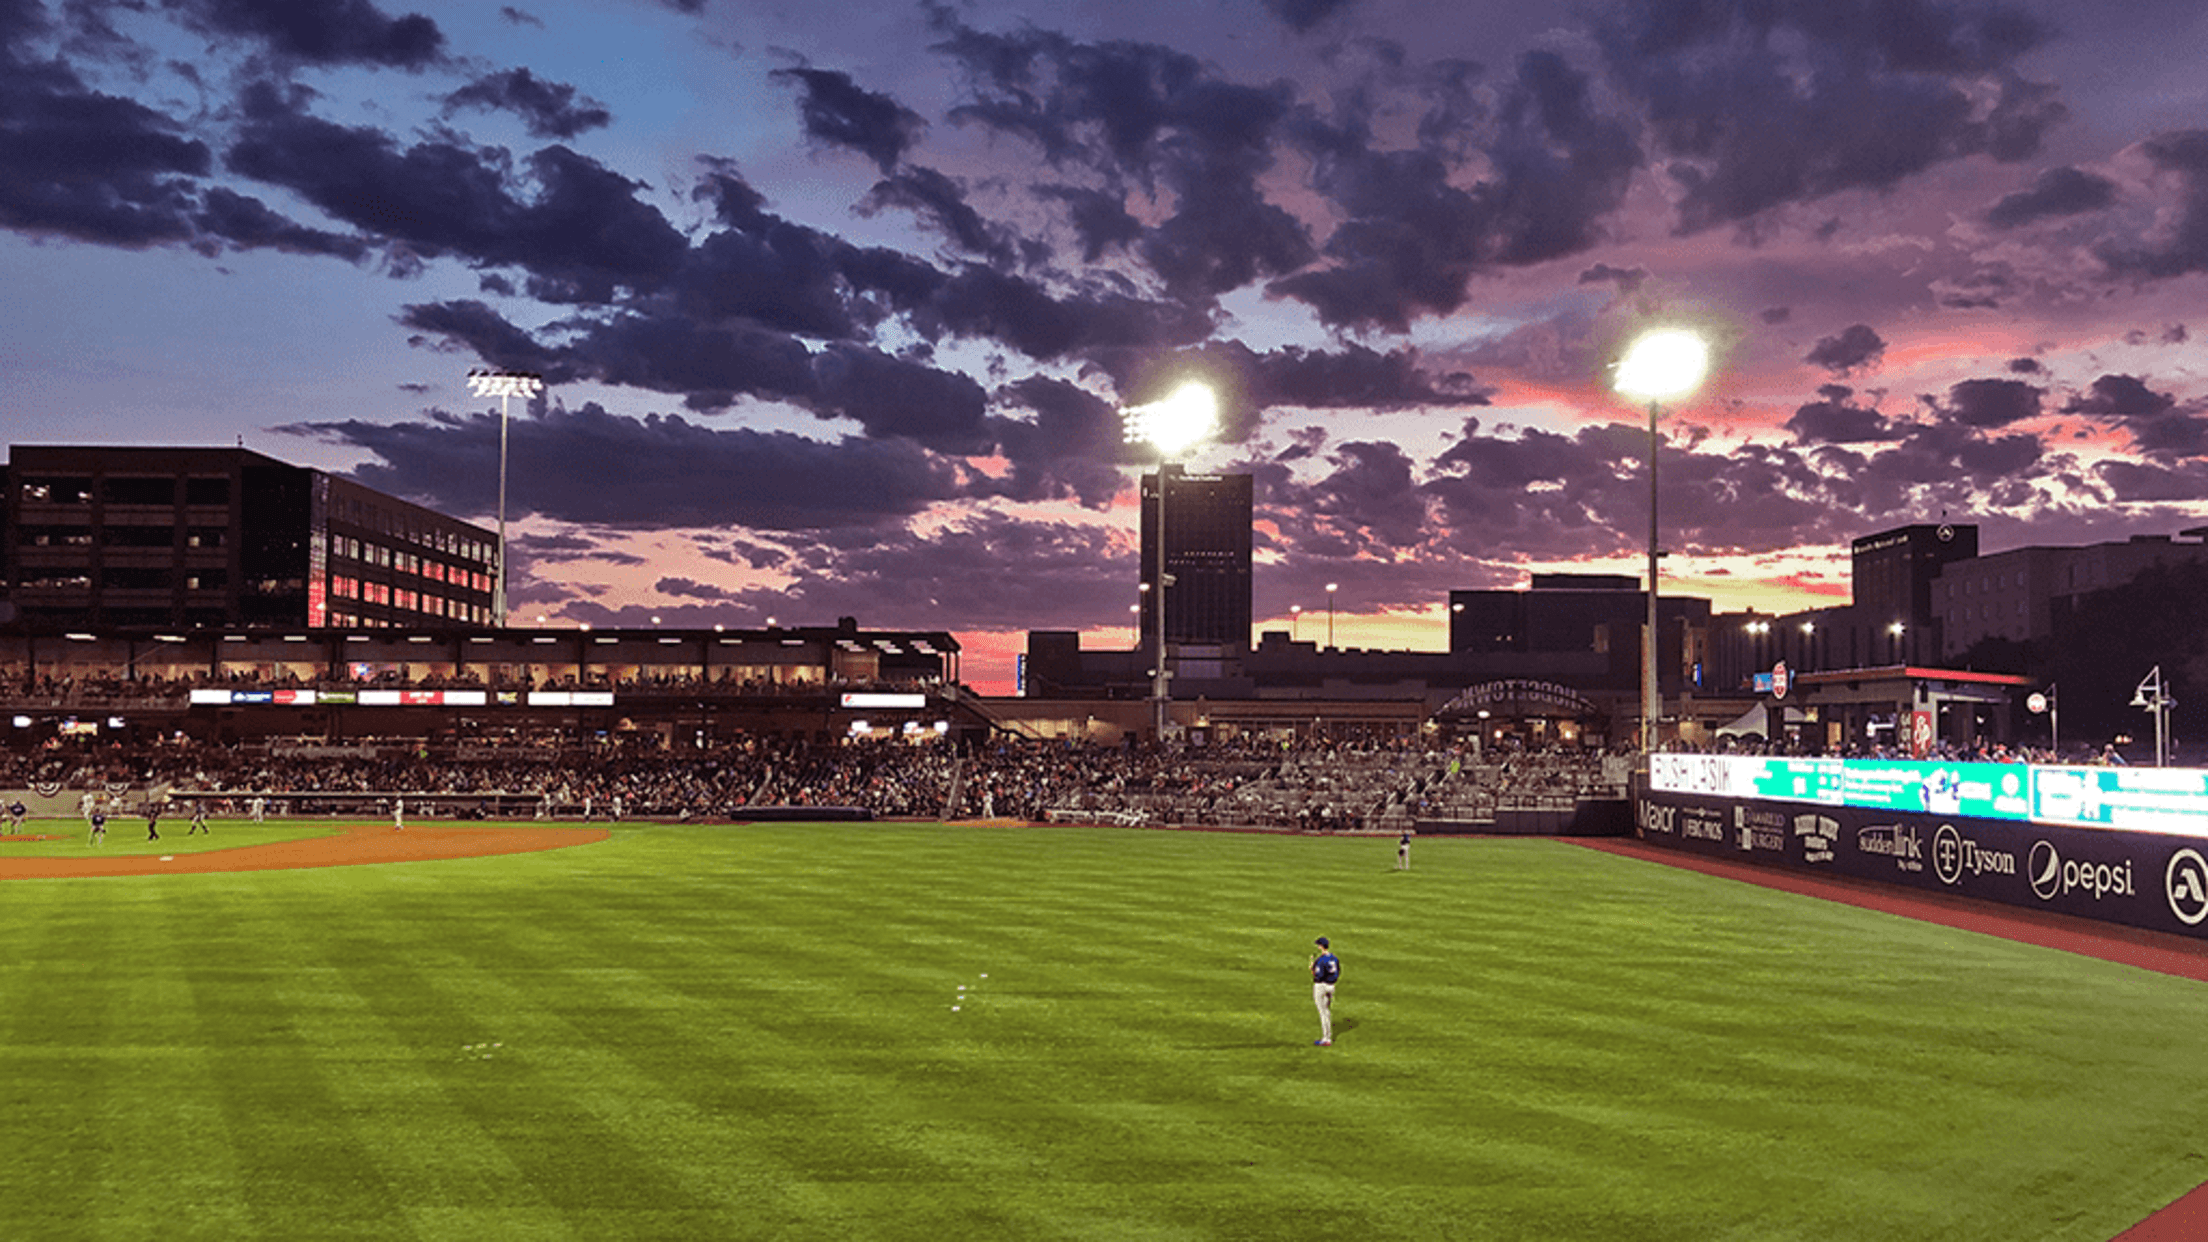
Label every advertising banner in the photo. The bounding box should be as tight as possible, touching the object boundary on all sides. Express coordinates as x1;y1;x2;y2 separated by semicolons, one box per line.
1636;784;2208;941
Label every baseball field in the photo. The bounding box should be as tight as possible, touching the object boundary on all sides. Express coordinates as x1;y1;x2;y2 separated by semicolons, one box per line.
0;819;2200;1240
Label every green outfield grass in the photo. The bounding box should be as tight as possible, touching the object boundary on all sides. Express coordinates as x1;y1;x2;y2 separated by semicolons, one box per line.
2;819;342;857
0;821;2200;1241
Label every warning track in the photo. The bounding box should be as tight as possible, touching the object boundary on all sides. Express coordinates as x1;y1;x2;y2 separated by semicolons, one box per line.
0;822;609;879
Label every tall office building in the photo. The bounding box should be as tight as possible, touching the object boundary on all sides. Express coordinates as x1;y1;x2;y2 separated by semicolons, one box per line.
4;446;497;630
1851;523;1977;663
1138;466;1253;649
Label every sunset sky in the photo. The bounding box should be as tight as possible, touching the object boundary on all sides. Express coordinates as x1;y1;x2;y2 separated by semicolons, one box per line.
7;0;2208;691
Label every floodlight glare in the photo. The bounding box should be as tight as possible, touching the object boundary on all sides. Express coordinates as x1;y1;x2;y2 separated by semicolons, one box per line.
1121;381;1219;456
1613;329;1710;403
467;370;544;400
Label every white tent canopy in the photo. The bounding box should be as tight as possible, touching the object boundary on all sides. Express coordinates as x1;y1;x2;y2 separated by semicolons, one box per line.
1716;703;1809;737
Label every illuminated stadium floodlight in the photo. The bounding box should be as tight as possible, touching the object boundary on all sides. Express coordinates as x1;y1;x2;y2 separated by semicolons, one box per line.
466;369;545;627
1613;328;1710;756
1122;380;1219;741
1120;381;1219;458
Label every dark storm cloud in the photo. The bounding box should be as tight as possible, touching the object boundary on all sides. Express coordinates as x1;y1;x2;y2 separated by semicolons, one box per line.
2093;458;2208;504
772;67;925;174
560;313;820;411
279;401;967;530
1787;384;1897;443
1928;377;2042;428
984;376;1133;509
812;342;992;454
395;300;570;377
2097;130;2208;279
168;0;445;69
764;512;1136;633
571;516;1144;635
1272;49;1638;330
1277;440;1433;553
2063;373;2208;459
1421;420;1645;557
1035;183;1143;261
193;186;369;260
497;7;542;29
1578;263;1647;292
2064;373;2173;421
0;46;212;247
928;12;1316;303
442;68;613;140
228;82;687;303
916;264;1214;360
1804;324;1886;374
1596;0;2063;234
858;165;1021;267
1410;407;2072;564
1985;165;2117;229
1262;0;1359;33
1842;420;2048;513
654;576;741;601
675;160;1210;364
512;531;646;566
1146;339;1485;416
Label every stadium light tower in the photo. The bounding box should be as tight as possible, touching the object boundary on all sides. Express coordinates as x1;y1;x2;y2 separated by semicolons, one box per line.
1122;380;1219;741
1614;328;1710;755
466;369;544;627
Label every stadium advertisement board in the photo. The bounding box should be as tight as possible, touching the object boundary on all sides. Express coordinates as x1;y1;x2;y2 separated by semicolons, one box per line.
1648;754;2208;836
1638;763;2208;941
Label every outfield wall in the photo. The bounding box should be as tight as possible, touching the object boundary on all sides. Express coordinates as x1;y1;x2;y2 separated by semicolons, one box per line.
1636;755;2208;943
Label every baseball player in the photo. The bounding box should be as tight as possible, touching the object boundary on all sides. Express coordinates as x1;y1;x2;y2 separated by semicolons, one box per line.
1396;828;1412;870
1310;936;1340;1046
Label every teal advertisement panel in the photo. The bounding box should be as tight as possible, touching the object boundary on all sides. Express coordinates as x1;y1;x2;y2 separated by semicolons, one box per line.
1649;755;2206;837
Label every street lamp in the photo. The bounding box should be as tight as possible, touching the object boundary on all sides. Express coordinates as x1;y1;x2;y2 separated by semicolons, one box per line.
1122;380;1219;740
1888;621;1906;665
1325;582;1339;649
466;369;544;627
1291;604;1303;641
1613;327;1710;753
2131;666;2174;767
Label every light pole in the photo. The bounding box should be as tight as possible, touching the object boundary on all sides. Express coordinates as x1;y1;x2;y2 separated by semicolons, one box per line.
2131;666;2174;767
1888;621;1906;665
1613;328;1710;753
1326;582;1339;649
1291;604;1303;642
1122;381;1218;741
466;369;544;627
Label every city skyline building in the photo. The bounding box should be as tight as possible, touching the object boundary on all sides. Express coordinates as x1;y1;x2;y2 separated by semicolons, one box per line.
3;446;498;632
1136;466;1252;650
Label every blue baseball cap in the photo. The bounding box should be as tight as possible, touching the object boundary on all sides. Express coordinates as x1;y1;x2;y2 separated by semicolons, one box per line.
1314;936;1329;948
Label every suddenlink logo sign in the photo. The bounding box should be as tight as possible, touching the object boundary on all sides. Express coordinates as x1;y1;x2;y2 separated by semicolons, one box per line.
1932;824;2016;887
2027;841;2135;903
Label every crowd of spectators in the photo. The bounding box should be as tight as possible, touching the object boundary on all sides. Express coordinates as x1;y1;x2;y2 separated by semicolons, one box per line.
4;721;2158;829
0;732;1635;829
0;669;941;708
1657;732;2143;766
